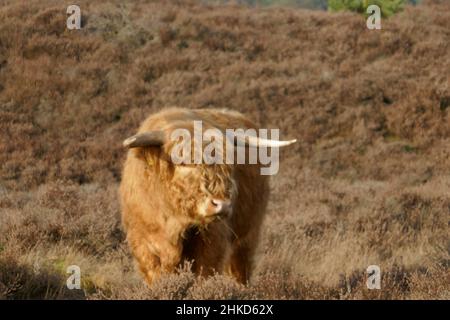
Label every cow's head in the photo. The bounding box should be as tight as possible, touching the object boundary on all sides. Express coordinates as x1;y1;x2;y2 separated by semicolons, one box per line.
123;126;295;226
171;162;237;226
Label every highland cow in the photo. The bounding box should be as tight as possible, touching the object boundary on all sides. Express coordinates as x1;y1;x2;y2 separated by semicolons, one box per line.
119;108;296;285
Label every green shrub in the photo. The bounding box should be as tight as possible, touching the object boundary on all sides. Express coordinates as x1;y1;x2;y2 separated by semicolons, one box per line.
328;0;406;17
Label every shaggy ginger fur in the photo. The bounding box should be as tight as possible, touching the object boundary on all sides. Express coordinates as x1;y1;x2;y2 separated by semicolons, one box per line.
120;108;270;285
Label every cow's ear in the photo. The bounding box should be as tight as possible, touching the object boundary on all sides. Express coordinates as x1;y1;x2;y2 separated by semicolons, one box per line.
138;147;175;177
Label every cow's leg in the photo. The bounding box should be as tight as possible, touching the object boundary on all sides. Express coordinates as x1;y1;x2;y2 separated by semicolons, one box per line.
127;230;182;286
227;232;259;284
182;221;232;276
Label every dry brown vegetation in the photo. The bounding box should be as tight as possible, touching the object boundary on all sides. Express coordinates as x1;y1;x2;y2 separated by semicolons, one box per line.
0;0;449;299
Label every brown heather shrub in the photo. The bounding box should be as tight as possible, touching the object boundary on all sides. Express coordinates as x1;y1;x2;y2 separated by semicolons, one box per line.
0;0;449;299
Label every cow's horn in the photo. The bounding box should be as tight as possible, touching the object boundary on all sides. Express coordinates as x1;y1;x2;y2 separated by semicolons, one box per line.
232;133;297;148
123;131;166;148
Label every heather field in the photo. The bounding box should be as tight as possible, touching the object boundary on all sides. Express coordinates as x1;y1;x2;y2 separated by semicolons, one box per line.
0;0;449;299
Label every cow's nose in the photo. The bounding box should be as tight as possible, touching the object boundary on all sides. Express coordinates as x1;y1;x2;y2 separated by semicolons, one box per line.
211;199;232;214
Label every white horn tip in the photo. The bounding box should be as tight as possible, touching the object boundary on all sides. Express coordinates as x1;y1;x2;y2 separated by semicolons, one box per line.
123;136;136;148
279;139;297;147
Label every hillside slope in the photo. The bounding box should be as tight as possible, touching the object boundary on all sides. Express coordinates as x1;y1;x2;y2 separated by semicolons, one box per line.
0;0;449;299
